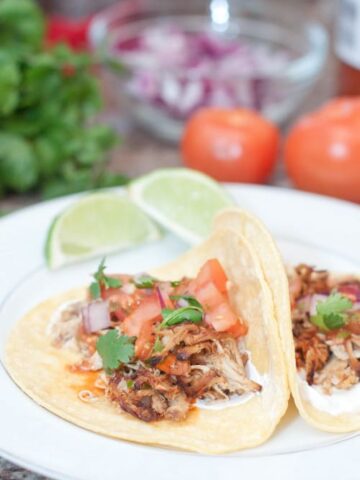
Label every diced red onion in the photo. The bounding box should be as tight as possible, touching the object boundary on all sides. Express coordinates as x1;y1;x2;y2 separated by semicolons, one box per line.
177;297;189;308
81;300;110;334
351;302;360;312
337;284;360;302
296;295;312;313
156;286;166;309
113;24;291;118
309;294;329;316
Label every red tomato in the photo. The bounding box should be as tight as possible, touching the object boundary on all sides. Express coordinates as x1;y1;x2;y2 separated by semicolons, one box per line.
226;319;248;337
181;108;279;183
284;97;360;203
205;302;238;333
135;320;156;360
195;259;228;293
122;296;161;337
194;281;226;311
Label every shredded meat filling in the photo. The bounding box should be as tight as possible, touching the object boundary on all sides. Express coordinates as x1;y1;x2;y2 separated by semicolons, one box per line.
106;324;262;421
290;265;360;394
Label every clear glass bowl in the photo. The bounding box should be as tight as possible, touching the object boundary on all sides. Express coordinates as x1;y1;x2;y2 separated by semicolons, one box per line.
90;0;328;142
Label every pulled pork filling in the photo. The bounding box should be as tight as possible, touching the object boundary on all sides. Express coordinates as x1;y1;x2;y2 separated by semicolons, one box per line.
290;264;360;394
49;259;262;422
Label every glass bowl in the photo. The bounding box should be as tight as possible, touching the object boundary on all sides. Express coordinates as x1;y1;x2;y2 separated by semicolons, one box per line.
90;0;328;142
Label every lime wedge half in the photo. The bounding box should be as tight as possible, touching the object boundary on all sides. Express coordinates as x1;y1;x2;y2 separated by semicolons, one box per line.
128;168;234;244
45;193;161;269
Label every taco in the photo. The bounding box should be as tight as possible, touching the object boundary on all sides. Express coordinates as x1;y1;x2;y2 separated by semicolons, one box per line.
215;208;360;432
5;212;289;453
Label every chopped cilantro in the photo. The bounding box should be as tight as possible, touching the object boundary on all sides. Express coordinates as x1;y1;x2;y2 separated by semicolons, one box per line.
126;380;134;389
171;294;203;309
310;292;353;331
134;274;155;289
96;330;134;372
90;258;122;299
170;280;181;287
160;306;203;329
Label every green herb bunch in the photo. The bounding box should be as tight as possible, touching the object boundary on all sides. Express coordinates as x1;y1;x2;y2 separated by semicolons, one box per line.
0;0;127;199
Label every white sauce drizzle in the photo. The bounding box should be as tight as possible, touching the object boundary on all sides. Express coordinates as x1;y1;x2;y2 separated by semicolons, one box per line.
297;373;360;415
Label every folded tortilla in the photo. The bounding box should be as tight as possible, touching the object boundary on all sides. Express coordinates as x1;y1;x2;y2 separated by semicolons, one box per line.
5;211;289;453
215;208;360;432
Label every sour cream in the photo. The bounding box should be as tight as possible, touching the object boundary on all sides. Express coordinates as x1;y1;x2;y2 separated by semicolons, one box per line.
196;352;267;411
297;374;360;415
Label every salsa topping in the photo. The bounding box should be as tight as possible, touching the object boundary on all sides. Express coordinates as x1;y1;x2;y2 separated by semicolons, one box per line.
290;264;360;394
50;258;260;422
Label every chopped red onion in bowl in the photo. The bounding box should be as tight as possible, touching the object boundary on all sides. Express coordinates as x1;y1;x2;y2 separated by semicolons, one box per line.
82;301;111;334
113;24;292;120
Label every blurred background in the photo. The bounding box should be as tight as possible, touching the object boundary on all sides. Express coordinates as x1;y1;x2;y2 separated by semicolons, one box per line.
0;0;359;211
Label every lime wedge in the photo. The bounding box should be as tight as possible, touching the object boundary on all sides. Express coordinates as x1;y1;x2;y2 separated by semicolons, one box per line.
45;193;161;269
128;168;234;244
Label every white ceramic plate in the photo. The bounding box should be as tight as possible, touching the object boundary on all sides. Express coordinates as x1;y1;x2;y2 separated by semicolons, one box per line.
0;185;359;480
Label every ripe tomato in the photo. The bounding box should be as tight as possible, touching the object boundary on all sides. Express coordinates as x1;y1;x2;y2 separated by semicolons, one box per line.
284;98;360;203
181;108;279;183
195;259;228;293
190;260;247;337
122;296;161;337
135;320;156;360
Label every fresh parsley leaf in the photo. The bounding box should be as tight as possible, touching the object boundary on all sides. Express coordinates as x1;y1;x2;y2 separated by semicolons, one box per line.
170;280;181;287
171;295;203;309
160;306;203;329
153;337;164;353
89;258;122;298
310;293;353;331
96;330;134;372
134;275;155;289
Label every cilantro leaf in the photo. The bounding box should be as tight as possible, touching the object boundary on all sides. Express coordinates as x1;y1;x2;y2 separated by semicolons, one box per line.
106;276;122;289
160;306;203;329
90;281;101;299
134;275;155;289
324;313;346;330
89;258;122;298
171;295;203;310
310;292;353;331
170;280;181;287
96;330;134;372
317;293;353;317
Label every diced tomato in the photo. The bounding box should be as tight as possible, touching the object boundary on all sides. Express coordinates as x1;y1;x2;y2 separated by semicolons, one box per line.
226;319;248;337
205;302;238;332
194;259;228;293
122;296;161;337
157;354;190;376
194;281;226;311
135;320;156;360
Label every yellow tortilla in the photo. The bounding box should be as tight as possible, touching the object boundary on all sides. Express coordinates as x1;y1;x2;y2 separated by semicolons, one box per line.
5;214;289;453
215;208;360;432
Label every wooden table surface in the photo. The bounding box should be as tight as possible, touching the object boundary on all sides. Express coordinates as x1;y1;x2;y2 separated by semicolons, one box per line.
0;1;338;477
